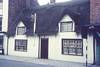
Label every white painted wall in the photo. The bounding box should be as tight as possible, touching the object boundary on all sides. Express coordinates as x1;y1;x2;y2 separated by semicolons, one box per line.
87;34;94;63
2;0;9;32
8;36;39;58
3;34;8;55
48;33;94;63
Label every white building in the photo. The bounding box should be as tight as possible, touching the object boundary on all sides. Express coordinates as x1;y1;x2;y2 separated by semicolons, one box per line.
1;0;99;65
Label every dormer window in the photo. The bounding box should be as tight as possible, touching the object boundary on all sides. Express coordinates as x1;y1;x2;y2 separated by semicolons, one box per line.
60;21;74;32
17;27;26;35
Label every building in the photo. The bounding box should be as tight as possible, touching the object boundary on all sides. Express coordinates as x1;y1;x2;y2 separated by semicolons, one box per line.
0;0;8;55
90;0;100;65
1;0;99;65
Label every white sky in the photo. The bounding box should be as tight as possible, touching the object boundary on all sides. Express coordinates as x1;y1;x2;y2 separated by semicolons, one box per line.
38;0;71;5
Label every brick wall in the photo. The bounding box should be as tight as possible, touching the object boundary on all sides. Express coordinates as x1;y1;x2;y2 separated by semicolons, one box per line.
90;0;100;24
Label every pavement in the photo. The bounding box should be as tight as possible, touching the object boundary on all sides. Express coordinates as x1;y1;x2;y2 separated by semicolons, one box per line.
0;55;100;67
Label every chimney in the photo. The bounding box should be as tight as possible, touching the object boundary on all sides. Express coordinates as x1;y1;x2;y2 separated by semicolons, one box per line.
50;0;55;4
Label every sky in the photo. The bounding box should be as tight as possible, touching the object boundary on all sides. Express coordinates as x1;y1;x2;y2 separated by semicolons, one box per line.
37;0;71;5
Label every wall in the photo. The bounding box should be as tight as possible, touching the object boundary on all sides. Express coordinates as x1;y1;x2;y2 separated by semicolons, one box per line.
0;2;2;15
8;36;39;58
90;0;100;24
2;0;9;32
47;32;94;63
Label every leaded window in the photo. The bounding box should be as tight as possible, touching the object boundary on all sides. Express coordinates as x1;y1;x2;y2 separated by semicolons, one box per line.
62;39;83;56
60;21;73;32
17;27;26;35
15;40;27;52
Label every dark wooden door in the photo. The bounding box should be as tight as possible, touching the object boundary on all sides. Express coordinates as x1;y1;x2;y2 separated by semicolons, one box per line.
41;38;48;59
96;38;100;65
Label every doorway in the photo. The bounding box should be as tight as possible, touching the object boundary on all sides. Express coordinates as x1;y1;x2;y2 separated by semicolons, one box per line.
41;38;48;59
96;38;100;65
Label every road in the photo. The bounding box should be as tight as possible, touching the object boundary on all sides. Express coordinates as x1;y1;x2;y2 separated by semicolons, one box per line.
0;59;53;67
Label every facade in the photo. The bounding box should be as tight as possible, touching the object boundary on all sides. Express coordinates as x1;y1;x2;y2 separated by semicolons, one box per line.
0;0;8;55
1;0;99;65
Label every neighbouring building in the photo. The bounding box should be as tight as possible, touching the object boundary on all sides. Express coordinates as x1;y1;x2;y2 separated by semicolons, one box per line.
0;0;8;55
90;0;100;65
1;0;100;65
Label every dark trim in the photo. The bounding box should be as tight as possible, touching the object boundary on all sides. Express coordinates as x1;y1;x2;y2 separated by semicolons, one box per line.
62;39;83;56
38;36;41;58
15;39;27;52
7;36;9;55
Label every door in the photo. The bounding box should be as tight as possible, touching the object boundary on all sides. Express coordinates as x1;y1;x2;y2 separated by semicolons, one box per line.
0;37;3;55
41;38;48;59
96;38;100;65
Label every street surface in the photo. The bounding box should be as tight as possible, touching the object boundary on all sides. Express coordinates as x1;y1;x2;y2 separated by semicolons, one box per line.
0;59;53;67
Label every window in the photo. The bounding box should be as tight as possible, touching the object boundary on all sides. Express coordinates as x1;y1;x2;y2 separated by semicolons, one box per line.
62;39;83;56
17;27;26;35
60;21;73;32
15;40;27;52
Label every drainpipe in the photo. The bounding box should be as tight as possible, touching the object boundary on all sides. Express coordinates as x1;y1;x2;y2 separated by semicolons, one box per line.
6;36;9;55
38;35;41;58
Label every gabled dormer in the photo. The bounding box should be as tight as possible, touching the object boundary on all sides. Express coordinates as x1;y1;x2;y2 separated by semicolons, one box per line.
59;15;75;32
16;21;26;36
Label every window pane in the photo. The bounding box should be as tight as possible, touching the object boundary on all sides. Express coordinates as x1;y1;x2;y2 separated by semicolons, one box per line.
15;40;27;52
17;27;26;35
62;39;83;56
77;48;82;55
69;48;76;55
63;47;69;54
60;22;73;32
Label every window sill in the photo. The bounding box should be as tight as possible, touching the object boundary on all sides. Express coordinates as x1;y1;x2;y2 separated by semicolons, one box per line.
62;54;83;56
